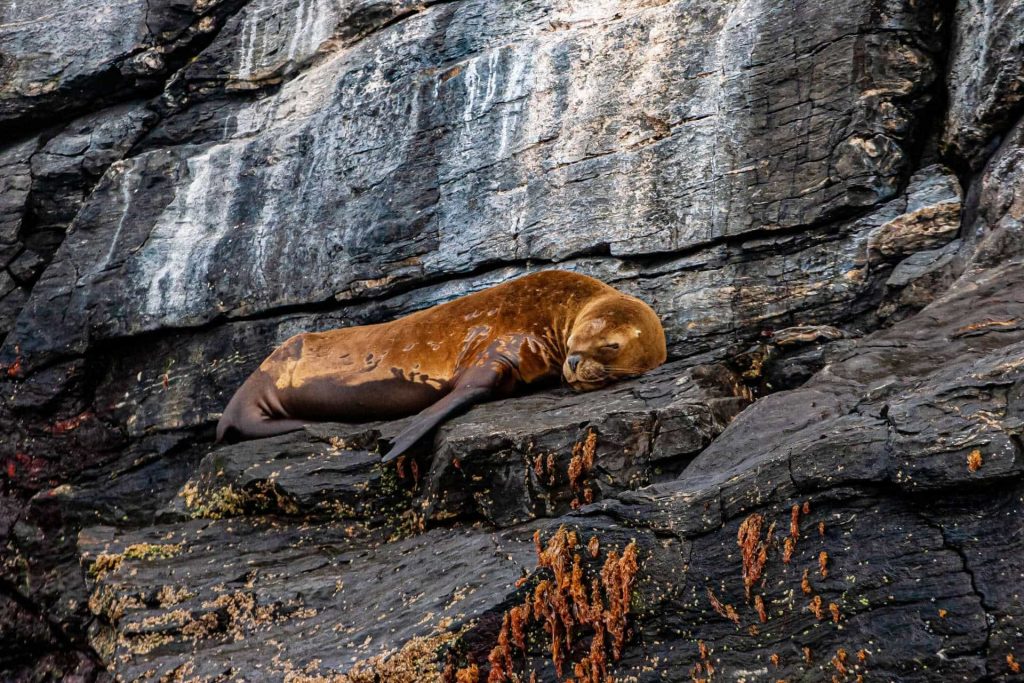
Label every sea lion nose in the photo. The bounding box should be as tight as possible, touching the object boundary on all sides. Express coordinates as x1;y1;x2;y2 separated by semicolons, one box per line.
567;354;581;372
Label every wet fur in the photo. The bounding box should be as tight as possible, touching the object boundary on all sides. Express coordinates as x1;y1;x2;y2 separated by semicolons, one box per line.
216;271;666;460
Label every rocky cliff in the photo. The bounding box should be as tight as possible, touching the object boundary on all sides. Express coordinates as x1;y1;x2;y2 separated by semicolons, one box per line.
1;0;1023;680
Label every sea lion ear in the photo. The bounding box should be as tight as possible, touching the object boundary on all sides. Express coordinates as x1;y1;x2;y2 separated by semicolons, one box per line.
634;328;642;337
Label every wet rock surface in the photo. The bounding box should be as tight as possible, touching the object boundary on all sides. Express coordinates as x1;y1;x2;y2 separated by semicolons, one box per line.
1;0;1024;680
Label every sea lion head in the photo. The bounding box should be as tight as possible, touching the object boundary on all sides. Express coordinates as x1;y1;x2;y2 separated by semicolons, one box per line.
563;293;667;391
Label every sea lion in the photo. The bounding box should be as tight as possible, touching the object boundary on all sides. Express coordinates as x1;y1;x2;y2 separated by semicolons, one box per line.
216;270;667;461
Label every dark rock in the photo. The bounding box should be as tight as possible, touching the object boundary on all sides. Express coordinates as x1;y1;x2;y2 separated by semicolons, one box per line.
421;361;747;527
944;0;1024;168
0;0;249;129
3;0;1024;680
77;518;540;681
7;249;44;284
878;239;963;321
169;360;747;530
0;137;38;251
28;102;159;240
0;286;28;343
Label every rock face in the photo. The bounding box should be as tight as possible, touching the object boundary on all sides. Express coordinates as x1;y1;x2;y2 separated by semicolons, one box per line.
1;0;1023;681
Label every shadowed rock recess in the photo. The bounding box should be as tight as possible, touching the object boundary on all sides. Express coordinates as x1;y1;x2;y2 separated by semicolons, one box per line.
1;0;1023;680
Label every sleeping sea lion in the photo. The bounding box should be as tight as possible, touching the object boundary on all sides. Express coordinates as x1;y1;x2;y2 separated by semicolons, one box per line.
216;270;667;461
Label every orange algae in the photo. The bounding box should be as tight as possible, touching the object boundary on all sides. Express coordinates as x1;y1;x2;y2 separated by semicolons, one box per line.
487;527;640;682
754;595;768;623
706;588;741;625
454;663;479;683
486;613;513;683
967;449;983;472
832;648;848;676
509;605;529;653
809;595;825;620
691;640;715;682
568;430;597;491
737;513;768;600
782;537;796;564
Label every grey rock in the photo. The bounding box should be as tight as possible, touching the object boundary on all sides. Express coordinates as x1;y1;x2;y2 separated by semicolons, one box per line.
28;102;159;237
58;251;1024;681
0;0;247;127
0;137;38;251
172;360;748;529
879;239;963;321
421;361;747;527
7;248;44;284
77;519;541;681
0;286;28;343
944;0;1024;167
3;0;1024;680
0;271;16;300
963;114;1024;274
865;164;962;261
2;0;944;359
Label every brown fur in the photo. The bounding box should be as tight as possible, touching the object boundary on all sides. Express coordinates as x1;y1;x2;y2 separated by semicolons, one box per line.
216;271;667;460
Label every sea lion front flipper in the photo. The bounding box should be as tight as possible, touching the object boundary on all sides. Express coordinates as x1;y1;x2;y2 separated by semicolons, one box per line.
381;363;505;463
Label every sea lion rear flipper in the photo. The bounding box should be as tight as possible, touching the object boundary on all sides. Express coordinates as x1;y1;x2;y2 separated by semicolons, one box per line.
381;364;504;463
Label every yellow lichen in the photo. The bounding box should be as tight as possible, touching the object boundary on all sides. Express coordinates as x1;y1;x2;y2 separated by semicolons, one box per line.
284;625;463;683
88;543;183;580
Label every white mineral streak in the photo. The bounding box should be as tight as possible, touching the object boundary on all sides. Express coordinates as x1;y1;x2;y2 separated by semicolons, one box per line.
711;0;762;234
498;49;531;159
143;142;246;321
286;0;337;63
461;57;479;124
236;3;262;80
141;7;434;318
93;161;137;278
237;0;341;81
108;0;774;330
549;0;626;29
